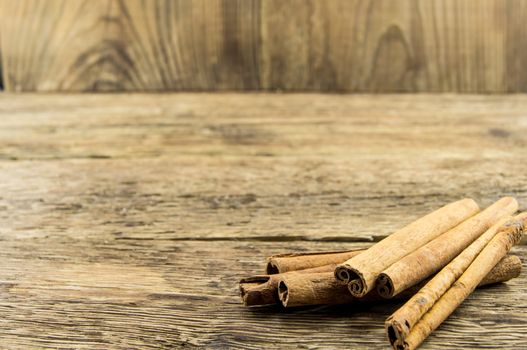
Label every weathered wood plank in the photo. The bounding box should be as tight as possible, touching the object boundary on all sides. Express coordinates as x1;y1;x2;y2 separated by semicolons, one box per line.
0;0;112;91
260;0;516;92
2;93;527;158
1;1;527;92
117;0;261;90
0;0;261;91
0;93;526;348
0;237;524;349
504;0;527;92
1;156;527;242
0;94;526;241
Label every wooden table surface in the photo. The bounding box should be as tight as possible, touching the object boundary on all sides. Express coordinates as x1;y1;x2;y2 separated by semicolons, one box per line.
1;93;526;349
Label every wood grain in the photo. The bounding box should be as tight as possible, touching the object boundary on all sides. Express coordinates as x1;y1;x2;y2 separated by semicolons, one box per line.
1;0;527;92
0;93;526;348
116;0;261;90
0;0;112;91
1;94;527;242
0;0;261;91
0;238;525;349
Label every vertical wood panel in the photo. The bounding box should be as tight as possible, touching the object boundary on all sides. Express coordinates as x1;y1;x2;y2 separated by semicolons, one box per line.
260;0;310;90
416;0;507;92
0;0;526;92
505;0;527;92
118;0;261;90
261;0;421;91
260;0;510;92
0;0;261;91
0;0;113;91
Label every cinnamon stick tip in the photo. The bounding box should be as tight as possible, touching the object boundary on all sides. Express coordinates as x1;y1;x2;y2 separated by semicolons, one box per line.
376;273;395;299
386;323;398;347
346;269;368;297
459;197;479;209
385;317;411;349
265;260;280;274
277;280;289;307
239;276;272;307
509;254;522;271
334;265;351;283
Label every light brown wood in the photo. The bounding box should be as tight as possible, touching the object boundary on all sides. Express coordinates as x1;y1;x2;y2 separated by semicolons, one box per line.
1;93;527;242
1;1;527;92
0;237;525;349
0;0;112;91
0;93;526;348
0;0;261;91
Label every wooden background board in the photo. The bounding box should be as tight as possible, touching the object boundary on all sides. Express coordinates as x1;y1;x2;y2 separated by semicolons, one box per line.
0;93;526;348
1;0;527;92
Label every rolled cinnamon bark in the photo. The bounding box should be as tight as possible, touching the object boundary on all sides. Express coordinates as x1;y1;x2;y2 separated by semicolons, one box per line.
387;213;526;350
266;250;363;274
240;264;336;307
240;275;280;307
278;272;357;307
479;254;521;285
384;216;513;342
278;255;521;308
335;199;480;297
242;248;366;306
376;197;517;298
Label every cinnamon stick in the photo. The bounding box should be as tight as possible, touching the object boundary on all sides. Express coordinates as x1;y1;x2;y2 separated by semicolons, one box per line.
334;199;480;297
240;264;336;307
277;255;521;308
384;216;513;343
266;250;363;274
240;275;279;307
479;254;521;285
376;197;517;298
242;248;366;306
386;213;526;350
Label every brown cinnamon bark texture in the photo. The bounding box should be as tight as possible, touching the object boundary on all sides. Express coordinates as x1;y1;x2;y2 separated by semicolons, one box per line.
242;248;366;306
240;264;337;306
278;272;356;307
479;254;521;284
384;215;513;342
266;250;363;274
277;255;520;308
376;197;517;298
240;275;280;306
334;198;480;297
387;213;527;350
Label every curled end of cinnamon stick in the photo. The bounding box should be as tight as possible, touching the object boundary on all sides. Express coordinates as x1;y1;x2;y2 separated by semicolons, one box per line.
377;273;395;299
265;261;280;275
334;265;352;283
385;316;411;349
346;269;368;297
386;322;398;347
277;281;290;307
480;254;522;286
239;276;277;307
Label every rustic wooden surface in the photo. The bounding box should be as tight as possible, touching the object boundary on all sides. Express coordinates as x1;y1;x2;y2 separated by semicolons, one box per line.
0;93;526;349
2;0;527;92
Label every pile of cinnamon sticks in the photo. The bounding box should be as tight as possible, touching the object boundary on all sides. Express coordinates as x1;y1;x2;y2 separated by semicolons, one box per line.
239;197;526;349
